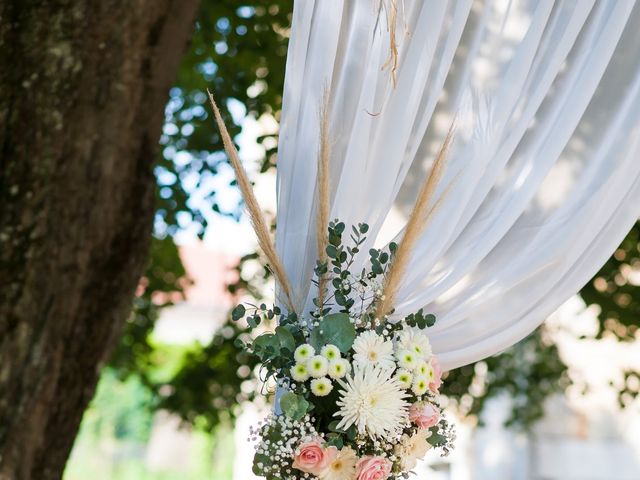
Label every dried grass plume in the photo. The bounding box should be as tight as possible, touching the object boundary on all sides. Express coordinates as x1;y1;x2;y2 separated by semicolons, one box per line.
375;124;456;320
207;90;296;312
381;0;399;86
315;93;332;306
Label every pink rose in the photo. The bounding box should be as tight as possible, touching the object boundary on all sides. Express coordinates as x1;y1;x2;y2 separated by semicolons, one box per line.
292;437;338;476
355;456;392;480
429;356;443;393
409;401;440;429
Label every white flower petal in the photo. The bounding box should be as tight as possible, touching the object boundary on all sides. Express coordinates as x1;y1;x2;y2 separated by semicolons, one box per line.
352;331;396;370
334;365;409;438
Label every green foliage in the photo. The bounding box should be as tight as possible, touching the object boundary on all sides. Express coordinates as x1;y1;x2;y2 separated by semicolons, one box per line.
278;392;309;421
442;328;571;428
157;323;257;430
231;304;246;321
405;309;436;329
579;221;640;342
156;0;290;235
275;325;296;353
67;380;236;480
309;313;355;353
312;220;396;321
83;369;155;443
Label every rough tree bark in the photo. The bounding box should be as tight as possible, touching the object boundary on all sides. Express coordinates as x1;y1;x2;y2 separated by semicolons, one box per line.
0;1;200;478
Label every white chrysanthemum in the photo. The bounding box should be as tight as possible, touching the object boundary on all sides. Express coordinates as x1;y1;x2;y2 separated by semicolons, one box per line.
412;375;429;396
415;360;430;376
328;359;350;379
397;349;418;370
291;363;310;382
322;446;357;480
321;344;341;361
294;344;315;363
396;327;432;360
308;355;329;378
395;429;432;470
352;331;395;370
395;368;413;389
334;365;409;438
426;361;436;381
310;377;333;396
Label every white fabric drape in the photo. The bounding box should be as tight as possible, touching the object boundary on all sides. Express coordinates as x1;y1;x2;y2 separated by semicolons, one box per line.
275;0;640;370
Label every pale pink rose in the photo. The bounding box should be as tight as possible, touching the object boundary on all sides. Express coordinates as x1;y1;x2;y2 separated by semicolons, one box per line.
409;401;440;429
355;455;392;480
429;356;443;393
292;437;338;476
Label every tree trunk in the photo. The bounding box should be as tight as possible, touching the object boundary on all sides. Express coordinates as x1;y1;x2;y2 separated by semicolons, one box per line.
0;1;199;478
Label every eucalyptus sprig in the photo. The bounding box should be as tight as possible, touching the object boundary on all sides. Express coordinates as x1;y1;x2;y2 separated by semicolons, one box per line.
311;220;398;326
230;220;434;391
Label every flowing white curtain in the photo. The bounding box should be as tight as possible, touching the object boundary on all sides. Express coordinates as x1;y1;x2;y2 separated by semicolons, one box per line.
275;0;640;370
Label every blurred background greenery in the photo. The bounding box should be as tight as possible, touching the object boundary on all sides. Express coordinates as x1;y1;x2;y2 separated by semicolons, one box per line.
63;1;640;478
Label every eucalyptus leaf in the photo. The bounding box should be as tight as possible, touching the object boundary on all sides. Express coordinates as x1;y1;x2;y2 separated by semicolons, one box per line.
275;326;296;353
231;304;245;321
309;328;323;352
311;313;355;353
279;391;309;421
326;433;344;449
248;315;261;328
254;334;280;359
328;420;343;432
428;432;447;446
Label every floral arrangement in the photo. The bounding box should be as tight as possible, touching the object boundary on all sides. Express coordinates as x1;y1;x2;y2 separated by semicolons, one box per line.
207;88;455;480
232;220;455;480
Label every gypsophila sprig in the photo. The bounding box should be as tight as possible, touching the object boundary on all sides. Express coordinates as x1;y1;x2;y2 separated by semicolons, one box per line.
231;221;454;479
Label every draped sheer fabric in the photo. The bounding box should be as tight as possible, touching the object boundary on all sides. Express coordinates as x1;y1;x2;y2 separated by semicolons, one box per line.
274;0;640;370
